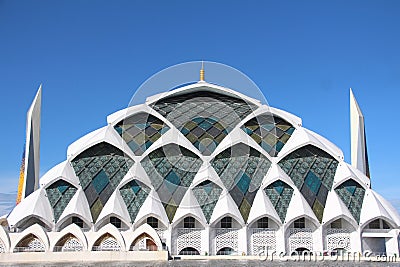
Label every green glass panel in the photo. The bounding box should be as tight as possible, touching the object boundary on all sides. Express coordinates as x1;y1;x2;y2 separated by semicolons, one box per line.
46;180;77;223
211;143;271;222
71;142;134;223
334;179;365;223
278;145;338;223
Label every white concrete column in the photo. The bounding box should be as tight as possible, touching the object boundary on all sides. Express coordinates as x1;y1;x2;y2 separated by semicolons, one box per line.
275;226;286;255
203;226;210;255
166;225;172;254
312;226;323;253
239;225;248;255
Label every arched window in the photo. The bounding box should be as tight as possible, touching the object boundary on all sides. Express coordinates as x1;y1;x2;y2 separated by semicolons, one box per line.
110;216;121;228
179;247;200;255
183;217;195;229
221;217;232;229
217;247;234;255
294;218;305;229
147;217;158;228
257;217;269;228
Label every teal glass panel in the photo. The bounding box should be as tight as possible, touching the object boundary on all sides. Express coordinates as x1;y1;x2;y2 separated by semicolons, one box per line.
119;179;150;222
334;179;365;223
192;180;222;223
151;90;257;156
71;142;134;223
278;145;338;223
114;112;169;156
46;180;77;223
242;115;295;157
141;144;202;223
264;180;294;223
211;143;271;222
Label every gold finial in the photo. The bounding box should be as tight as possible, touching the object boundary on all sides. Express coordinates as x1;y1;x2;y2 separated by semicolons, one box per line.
200;61;205;81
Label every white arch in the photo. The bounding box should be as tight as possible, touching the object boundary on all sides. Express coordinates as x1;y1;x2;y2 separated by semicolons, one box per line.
88;223;126;251
12;223;50;252
51;223;88;251
123;223;163;251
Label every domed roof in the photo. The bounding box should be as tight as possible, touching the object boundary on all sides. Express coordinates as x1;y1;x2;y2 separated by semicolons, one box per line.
8;82;399;231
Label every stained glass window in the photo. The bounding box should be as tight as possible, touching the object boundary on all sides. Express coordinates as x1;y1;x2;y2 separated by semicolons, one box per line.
242;114;295;157
119;179;150;222
278;145;338;223
211;143;271;223
114;112;169;156
71;142;134;223
141;144;202;222
334;179;365;224
264;180;294;223
192;180;222;223
151;90;257;155
46;180;77;223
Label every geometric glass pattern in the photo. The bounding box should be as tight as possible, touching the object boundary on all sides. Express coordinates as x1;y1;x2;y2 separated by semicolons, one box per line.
141;144;203;223
71;142;134;223
151;90;257;156
45;180;77;223
119;179;151;222
334;179;365;224
211;143;272;222
278;145;339;223
192;180;223;223
264;180;294;223
242;114;295;157
114;112;169;156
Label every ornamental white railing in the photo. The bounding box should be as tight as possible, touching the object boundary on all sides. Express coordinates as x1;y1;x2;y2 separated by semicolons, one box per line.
249;228;276;255
288;228;313;253
176;228;202;255
326;229;351;251
215;228;239;255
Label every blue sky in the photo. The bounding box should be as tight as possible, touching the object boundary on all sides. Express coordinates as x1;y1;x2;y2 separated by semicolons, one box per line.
0;1;400;214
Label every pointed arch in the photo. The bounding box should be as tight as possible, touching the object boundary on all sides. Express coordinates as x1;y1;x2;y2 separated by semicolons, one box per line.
12;224;49;252
89;224;125;251
52;223;88;252
125;224;162;251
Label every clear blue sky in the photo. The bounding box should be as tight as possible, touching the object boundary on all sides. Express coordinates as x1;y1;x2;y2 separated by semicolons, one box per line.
0;1;399;210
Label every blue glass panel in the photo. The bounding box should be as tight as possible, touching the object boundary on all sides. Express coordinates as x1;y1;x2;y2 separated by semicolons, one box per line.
92;170;109;194
237;173;251;194
304;172;321;194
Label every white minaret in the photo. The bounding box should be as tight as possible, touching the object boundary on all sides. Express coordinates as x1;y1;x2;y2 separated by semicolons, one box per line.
350;88;370;179
21;85;42;200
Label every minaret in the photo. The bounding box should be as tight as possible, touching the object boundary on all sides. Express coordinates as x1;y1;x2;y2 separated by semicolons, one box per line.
350;88;370;180
16;85;42;204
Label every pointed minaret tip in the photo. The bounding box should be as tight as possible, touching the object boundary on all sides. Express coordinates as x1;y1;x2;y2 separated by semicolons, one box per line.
350;88;370;180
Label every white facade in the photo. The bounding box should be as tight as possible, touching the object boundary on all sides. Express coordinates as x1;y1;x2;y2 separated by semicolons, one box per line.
2;81;399;258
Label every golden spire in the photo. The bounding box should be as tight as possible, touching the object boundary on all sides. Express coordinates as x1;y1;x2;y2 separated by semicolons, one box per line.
200;61;205;81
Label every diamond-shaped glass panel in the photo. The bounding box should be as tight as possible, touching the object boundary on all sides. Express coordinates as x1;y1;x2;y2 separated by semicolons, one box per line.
192;180;222;223
114;112;169;156
211;143;271;222
151;90;257;156
71;142;134;223
264;180;294;223
141;144;202;222
46;180;77;223
119;180;150;222
242;115;295;157
335;179;365;223
278;145;338;223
